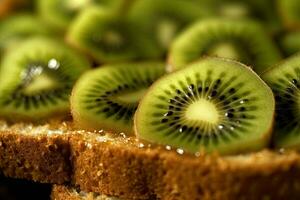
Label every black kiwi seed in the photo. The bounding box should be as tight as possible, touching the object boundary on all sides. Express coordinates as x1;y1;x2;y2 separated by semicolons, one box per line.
262;54;300;149
168;18;281;74
0;37;90;121
135;58;274;155
71;62;165;134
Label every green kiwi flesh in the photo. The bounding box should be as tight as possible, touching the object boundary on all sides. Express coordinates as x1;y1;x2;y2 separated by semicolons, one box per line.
281;32;300;56
67;7;144;63
71;62;165;134
135;57;274;155
216;1;251;18
37;0;121;31
168;18;281;74
128;0;211;54
0;37;90;122
262;54;300;149
277;0;300;29
212;0;281;33
0;14;52;56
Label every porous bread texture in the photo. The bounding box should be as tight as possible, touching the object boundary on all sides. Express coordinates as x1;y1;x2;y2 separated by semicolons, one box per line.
51;185;120;200
1;120;300;199
70;132;300;200
0;120;71;183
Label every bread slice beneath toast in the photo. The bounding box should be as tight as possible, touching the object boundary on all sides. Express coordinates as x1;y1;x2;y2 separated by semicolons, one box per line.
1;120;300;199
51;185;120;200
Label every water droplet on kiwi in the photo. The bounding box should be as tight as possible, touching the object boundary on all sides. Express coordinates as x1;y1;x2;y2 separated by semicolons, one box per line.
48;58;60;70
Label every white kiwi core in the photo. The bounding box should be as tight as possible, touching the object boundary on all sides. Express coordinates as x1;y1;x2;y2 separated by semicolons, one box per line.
23;72;58;94
185;99;219;124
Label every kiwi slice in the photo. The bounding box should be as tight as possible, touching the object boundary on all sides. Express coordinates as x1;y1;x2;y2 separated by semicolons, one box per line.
262;54;300;149
277;0;300;30
168;18;281;74
281;32;300;56
135;57;274;155
210;0;281;34
67;6;155;63
0;37;90;122
37;0;123;31
71;62;165;134
214;0;251;18
0;14;52;57
128;0;211;54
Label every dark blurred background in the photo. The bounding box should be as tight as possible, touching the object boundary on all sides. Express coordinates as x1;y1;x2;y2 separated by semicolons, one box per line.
0;175;51;200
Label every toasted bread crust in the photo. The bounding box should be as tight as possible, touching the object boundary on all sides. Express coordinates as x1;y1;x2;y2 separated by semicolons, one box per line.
1;121;300;199
0;121;71;183
70;133;300;200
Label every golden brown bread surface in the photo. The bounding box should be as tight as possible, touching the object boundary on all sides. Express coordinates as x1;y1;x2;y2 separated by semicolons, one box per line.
70;133;300;200
0;121;71;183
51;185;120;200
1;120;300;199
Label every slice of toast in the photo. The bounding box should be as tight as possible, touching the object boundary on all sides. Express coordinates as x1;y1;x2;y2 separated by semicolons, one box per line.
70;132;300;200
1;120;300;199
0;120;71;184
51;185;120;200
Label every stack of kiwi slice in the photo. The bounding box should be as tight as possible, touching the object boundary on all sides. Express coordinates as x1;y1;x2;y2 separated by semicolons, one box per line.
2;0;300;155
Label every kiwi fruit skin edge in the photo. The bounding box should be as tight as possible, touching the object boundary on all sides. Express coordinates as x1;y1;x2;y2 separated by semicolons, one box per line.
71;62;166;135
167;18;281;74
262;53;300;150
135;57;275;155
